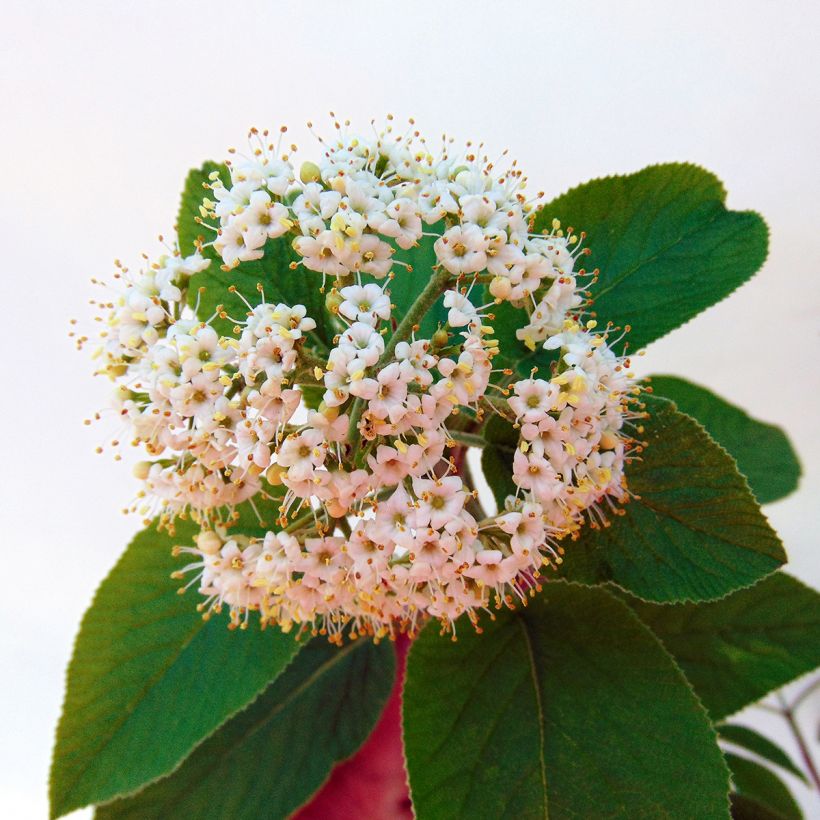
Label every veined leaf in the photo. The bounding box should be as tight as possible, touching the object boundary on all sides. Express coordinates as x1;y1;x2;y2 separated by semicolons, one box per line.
176;161;229;258
50;520;301;818
403;581;731;819
561;396;785;602
388;230;448;338
718;725;807;783
626;572;820;720
176;163;334;346
726;754;802;820
480;414;518;509
535;163;769;350
97;637;396;820
650;375;800;504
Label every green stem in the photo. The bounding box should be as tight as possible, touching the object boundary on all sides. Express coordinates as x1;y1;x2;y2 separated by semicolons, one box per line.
335;516;352;538
383;266;452;364
284;507;322;533
479;394;516;422
448;430;487;449
298;346;329;371
347;265;452;442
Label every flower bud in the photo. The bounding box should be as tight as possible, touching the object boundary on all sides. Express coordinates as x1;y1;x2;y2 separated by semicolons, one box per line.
489;276;512;300
299;161;321;184
265;463;287;486
325;289;344;314
196;529;223;555
318;402;339;421
431;326;450;348
132;461;152;480
326;499;346;518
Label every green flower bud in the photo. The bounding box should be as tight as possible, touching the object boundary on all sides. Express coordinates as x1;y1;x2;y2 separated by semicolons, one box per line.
299;161;321;184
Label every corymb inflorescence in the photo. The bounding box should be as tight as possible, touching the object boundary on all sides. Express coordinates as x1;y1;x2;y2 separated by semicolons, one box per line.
77;116;644;642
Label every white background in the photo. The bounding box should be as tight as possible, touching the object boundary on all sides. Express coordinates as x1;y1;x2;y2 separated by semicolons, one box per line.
1;1;818;817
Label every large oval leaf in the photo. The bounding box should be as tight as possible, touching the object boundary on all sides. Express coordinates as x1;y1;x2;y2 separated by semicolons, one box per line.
649;375;801;504
535;163;769;350
176;161;229;258
560;396;786;602
97;637;396;820
49;521;301;818
403;581;731;819
626;572;820;720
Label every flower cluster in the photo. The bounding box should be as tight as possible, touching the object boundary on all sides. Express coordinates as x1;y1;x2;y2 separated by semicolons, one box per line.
80;118;642;641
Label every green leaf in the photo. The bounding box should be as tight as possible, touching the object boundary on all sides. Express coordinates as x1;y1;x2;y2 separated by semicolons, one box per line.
626;572;820;720
731;793;789;820
487;297;561;377
718;725;807;783
403;581;731;819
560;396;785;602
725;754;802;820
97;637;396;820
480;414;518;509
176;162;229;258
535;163;769;350
176;162;334;347
49;520;301;818
189;237;335;347
388;230;448;338
650;375;801;504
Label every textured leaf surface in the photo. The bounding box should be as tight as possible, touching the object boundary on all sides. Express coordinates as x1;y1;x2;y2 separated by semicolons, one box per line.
176;163;334;346
726;754;802;820
650;375;800;504
627;573;820;720
488;297;562;376
561;397;785;602
719;725;807;783
535;163;769;349
98;637;395;820
50;521;301;818
388;231;448;338
403;581;730;819
480;414;518;509
176;161;229;258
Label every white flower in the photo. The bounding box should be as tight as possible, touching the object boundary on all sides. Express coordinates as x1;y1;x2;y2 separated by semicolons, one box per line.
215;220;263;267
434;224;489;275
90;118;643;642
443;290;479;328
338;283;391;326
235;190;292;246
292;231;348;276
338;322;384;368
370;197;422;249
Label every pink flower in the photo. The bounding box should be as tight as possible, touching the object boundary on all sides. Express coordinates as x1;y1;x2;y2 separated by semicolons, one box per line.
412;476;466;531
367;363;409;422
512;449;562;502
497;501;547;555
367;445;412;486
508;378;558;424
463;549;523;586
